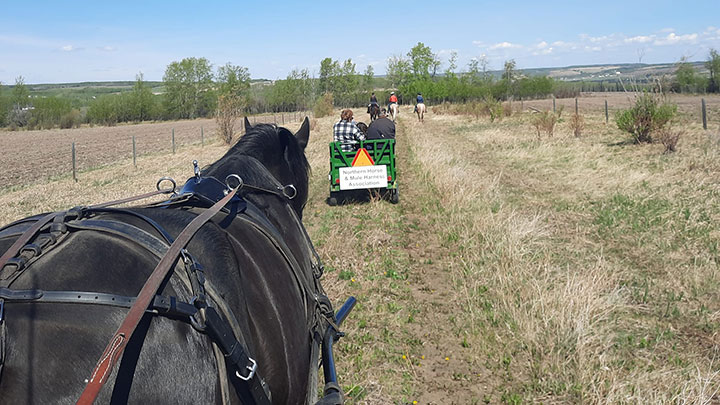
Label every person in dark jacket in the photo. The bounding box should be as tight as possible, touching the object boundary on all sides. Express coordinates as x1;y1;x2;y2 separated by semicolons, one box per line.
366;109;396;140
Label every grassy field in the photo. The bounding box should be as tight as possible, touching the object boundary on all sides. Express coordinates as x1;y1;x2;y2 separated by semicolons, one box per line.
1;95;719;403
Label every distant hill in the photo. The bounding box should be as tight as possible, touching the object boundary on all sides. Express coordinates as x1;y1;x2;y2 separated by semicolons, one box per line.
519;61;707;82
0;61;707;106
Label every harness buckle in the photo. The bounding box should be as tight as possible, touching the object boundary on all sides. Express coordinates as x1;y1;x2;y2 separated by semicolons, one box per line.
235;357;257;381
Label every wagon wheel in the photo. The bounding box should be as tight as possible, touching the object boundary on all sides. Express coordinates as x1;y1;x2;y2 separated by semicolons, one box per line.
389;188;399;204
328;191;340;206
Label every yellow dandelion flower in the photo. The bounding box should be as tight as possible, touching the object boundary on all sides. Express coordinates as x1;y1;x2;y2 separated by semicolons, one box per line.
421;355;425;359
402;355;406;359
445;357;450;361
413;402;418;405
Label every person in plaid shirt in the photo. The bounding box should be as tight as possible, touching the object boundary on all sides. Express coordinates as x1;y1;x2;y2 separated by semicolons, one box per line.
333;109;366;152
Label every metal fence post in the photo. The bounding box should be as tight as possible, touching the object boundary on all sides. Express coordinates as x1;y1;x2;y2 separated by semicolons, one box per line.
605;99;609;124
132;136;136;168
72;142;77;182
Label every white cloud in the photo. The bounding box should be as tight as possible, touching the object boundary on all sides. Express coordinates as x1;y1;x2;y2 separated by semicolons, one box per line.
660;28;675;33
654;32;698;45
536;41;548;49
488;41;522;50
471;40;485;47
101;46;116;52
61;45;75;51
625;35;654;44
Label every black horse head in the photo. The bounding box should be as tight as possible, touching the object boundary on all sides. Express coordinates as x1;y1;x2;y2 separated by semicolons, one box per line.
205;117;311;217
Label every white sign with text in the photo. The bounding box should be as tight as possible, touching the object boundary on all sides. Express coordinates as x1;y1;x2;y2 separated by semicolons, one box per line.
339;165;388;190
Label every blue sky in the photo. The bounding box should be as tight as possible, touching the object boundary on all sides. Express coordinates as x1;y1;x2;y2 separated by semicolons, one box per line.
1;0;719;84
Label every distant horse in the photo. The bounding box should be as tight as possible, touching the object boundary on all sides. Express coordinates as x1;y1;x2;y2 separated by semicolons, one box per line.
0;117;342;404
389;103;399;122
415;103;426;122
369;104;380;121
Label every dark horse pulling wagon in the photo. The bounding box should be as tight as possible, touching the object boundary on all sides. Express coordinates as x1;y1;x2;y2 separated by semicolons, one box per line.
0;118;355;404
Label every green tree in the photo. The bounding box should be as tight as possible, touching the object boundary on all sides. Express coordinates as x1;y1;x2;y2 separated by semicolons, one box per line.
11;76;30;107
707;48;720;93
217;63;251;97
130;73;156;122
163;57;215;119
407;42;439;79
386;54;411;90
362;65;374;93
319;57;340;95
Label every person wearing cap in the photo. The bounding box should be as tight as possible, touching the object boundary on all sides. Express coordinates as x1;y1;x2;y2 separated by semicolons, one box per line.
388;91;398;111
333;109;366;152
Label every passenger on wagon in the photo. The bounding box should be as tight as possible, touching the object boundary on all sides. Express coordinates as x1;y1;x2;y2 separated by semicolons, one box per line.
366;109;396;140
333;109;366;152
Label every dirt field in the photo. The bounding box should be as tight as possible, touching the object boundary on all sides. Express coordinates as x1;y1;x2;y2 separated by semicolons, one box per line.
1;95;720;403
0;113;301;190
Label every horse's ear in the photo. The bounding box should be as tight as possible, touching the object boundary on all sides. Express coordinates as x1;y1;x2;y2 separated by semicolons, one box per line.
244;117;252;132
294;117;310;150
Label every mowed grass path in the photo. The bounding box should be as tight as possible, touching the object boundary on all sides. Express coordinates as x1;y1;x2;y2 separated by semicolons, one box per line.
311;105;720;403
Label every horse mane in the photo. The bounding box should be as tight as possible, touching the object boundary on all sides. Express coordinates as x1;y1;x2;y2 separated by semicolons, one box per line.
204;123;310;186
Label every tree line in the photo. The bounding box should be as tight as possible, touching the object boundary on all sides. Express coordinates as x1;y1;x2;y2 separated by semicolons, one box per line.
1;47;718;130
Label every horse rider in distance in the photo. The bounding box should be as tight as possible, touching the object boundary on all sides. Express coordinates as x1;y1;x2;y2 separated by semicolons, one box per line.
415;92;425;113
367;92;379;113
388;91;398;112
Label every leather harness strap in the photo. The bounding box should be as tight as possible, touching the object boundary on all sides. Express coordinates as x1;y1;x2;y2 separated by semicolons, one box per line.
0;212;55;275
77;186;241;405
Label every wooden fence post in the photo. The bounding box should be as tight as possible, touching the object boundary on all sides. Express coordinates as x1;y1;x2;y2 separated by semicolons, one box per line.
553;95;556;113
172;128;175;154
575;98;578;115
72;142;77;182
702;98;707;130
132;136;136;168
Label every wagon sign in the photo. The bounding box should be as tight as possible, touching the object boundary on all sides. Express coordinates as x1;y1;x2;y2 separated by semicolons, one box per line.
339;165;388;190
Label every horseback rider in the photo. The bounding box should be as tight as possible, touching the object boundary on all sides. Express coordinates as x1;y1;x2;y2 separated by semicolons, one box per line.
368;92;379;113
415;92;425;112
388;91;398;112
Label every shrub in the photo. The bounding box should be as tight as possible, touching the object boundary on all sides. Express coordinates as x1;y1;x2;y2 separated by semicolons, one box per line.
60;109;83;129
569;113;584;137
313;92;334;118
656;127;683;153
484;97;503;122
216;94;244;144
615;92;677;143
531;110;558;138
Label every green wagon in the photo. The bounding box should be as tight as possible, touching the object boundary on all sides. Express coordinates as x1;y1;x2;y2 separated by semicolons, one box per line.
328;139;398;205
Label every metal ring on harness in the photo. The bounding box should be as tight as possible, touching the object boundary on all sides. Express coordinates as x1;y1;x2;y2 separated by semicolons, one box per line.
156;177;177;194
225;174;243;192
280;185;297;200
